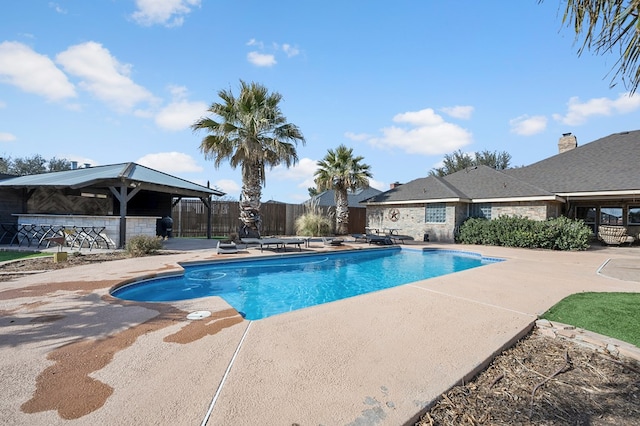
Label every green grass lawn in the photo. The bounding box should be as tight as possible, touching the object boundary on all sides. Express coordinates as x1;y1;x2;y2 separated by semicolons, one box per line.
0;250;50;262
541;292;640;348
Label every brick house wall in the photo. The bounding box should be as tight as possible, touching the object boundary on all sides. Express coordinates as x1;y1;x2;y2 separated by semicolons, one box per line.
366;200;563;243
492;201;561;221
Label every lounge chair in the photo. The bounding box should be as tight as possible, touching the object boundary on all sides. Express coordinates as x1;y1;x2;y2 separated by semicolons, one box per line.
598;225;635;246
241;237;283;252
322;236;344;246
351;233;367;243
217;240;238;254
366;234;394;245
279;238;306;251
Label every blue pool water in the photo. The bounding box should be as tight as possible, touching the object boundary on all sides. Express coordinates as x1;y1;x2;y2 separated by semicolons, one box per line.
112;248;501;320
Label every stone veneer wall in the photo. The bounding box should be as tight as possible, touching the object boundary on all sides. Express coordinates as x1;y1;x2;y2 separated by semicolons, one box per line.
366;201;562;244
366;203;459;243
125;216;160;243
16;214;160;248
492;201;559;221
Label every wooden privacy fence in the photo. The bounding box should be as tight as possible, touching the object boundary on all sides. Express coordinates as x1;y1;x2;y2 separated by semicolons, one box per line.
171;200;366;237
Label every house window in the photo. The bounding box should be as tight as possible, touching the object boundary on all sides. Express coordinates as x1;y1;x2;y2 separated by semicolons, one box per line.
425;203;446;223
600;207;623;226
629;207;640;225
469;203;492;219
575;206;596;232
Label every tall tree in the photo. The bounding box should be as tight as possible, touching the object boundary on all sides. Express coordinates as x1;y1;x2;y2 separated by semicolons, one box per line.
10;154;47;175
475;150;512;170
0;156;10;174
430;149;512;176
545;0;640;93
307;187;319;197
314;145;372;235
192;80;305;236
48;157;72;172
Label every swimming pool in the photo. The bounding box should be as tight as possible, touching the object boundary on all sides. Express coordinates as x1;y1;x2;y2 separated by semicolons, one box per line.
112;248;501;320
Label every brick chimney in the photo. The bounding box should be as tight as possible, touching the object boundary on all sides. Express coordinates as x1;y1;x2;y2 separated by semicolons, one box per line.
558;133;578;154
390;182;402;189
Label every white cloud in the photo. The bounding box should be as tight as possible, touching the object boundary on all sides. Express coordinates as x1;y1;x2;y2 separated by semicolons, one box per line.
56;41;156;112
366;108;473;156
136;152;204;173
368;178;386;192
553;92;640;125
167;84;188;99
247;51;277;67
281;44;300;57
0;41;76;101
213;179;240;195
0;100;6;108
154;85;208;130
344;132;371;141
131;0;201;27
246;39;300;66
49;2;67;13
156;99;208;131
246;39;264;48
440;105;474;120
0;132;16;142
509;114;547;136
271;157;318;188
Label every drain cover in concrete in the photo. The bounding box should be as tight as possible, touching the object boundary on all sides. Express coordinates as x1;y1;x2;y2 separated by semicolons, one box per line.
187;310;211;320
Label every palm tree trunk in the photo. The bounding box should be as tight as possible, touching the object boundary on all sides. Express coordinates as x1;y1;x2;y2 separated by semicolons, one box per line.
239;162;263;236
335;189;349;235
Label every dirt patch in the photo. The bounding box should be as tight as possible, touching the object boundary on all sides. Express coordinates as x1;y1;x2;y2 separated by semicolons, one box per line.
0;252;171;282
416;329;640;426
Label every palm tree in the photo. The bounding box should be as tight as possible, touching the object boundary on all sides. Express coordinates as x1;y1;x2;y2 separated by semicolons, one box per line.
545;0;640;93
192;80;305;235
314;145;372;235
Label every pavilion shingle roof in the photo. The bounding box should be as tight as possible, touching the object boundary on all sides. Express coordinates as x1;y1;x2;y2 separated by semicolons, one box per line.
0;162;223;197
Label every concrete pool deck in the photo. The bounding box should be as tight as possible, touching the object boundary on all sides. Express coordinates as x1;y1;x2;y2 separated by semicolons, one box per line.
0;240;639;425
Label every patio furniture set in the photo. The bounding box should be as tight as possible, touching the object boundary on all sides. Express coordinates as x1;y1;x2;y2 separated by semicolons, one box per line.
598;225;637;246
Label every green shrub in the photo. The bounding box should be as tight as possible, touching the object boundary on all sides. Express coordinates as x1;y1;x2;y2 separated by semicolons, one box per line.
456;217;489;245
125;235;163;257
550;216;591;250
295;212;332;236
457;215;591;251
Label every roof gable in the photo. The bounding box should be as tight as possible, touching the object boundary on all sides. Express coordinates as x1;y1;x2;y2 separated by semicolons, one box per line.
366;174;467;203
308;187;382;207
366;165;554;204
443;165;554;199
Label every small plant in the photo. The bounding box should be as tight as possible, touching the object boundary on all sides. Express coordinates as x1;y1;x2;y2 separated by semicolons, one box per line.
125;235;163;257
295;198;333;236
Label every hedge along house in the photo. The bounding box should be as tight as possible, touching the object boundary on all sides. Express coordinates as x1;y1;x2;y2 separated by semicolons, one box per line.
0;162;223;248
364;131;640;243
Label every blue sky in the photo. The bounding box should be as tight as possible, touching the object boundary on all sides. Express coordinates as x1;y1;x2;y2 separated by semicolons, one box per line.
1;1;639;203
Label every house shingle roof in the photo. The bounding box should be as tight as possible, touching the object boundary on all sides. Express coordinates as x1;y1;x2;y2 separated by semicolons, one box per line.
366;165;554;204
505;130;640;193
308;187;382;207
366;130;640;205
